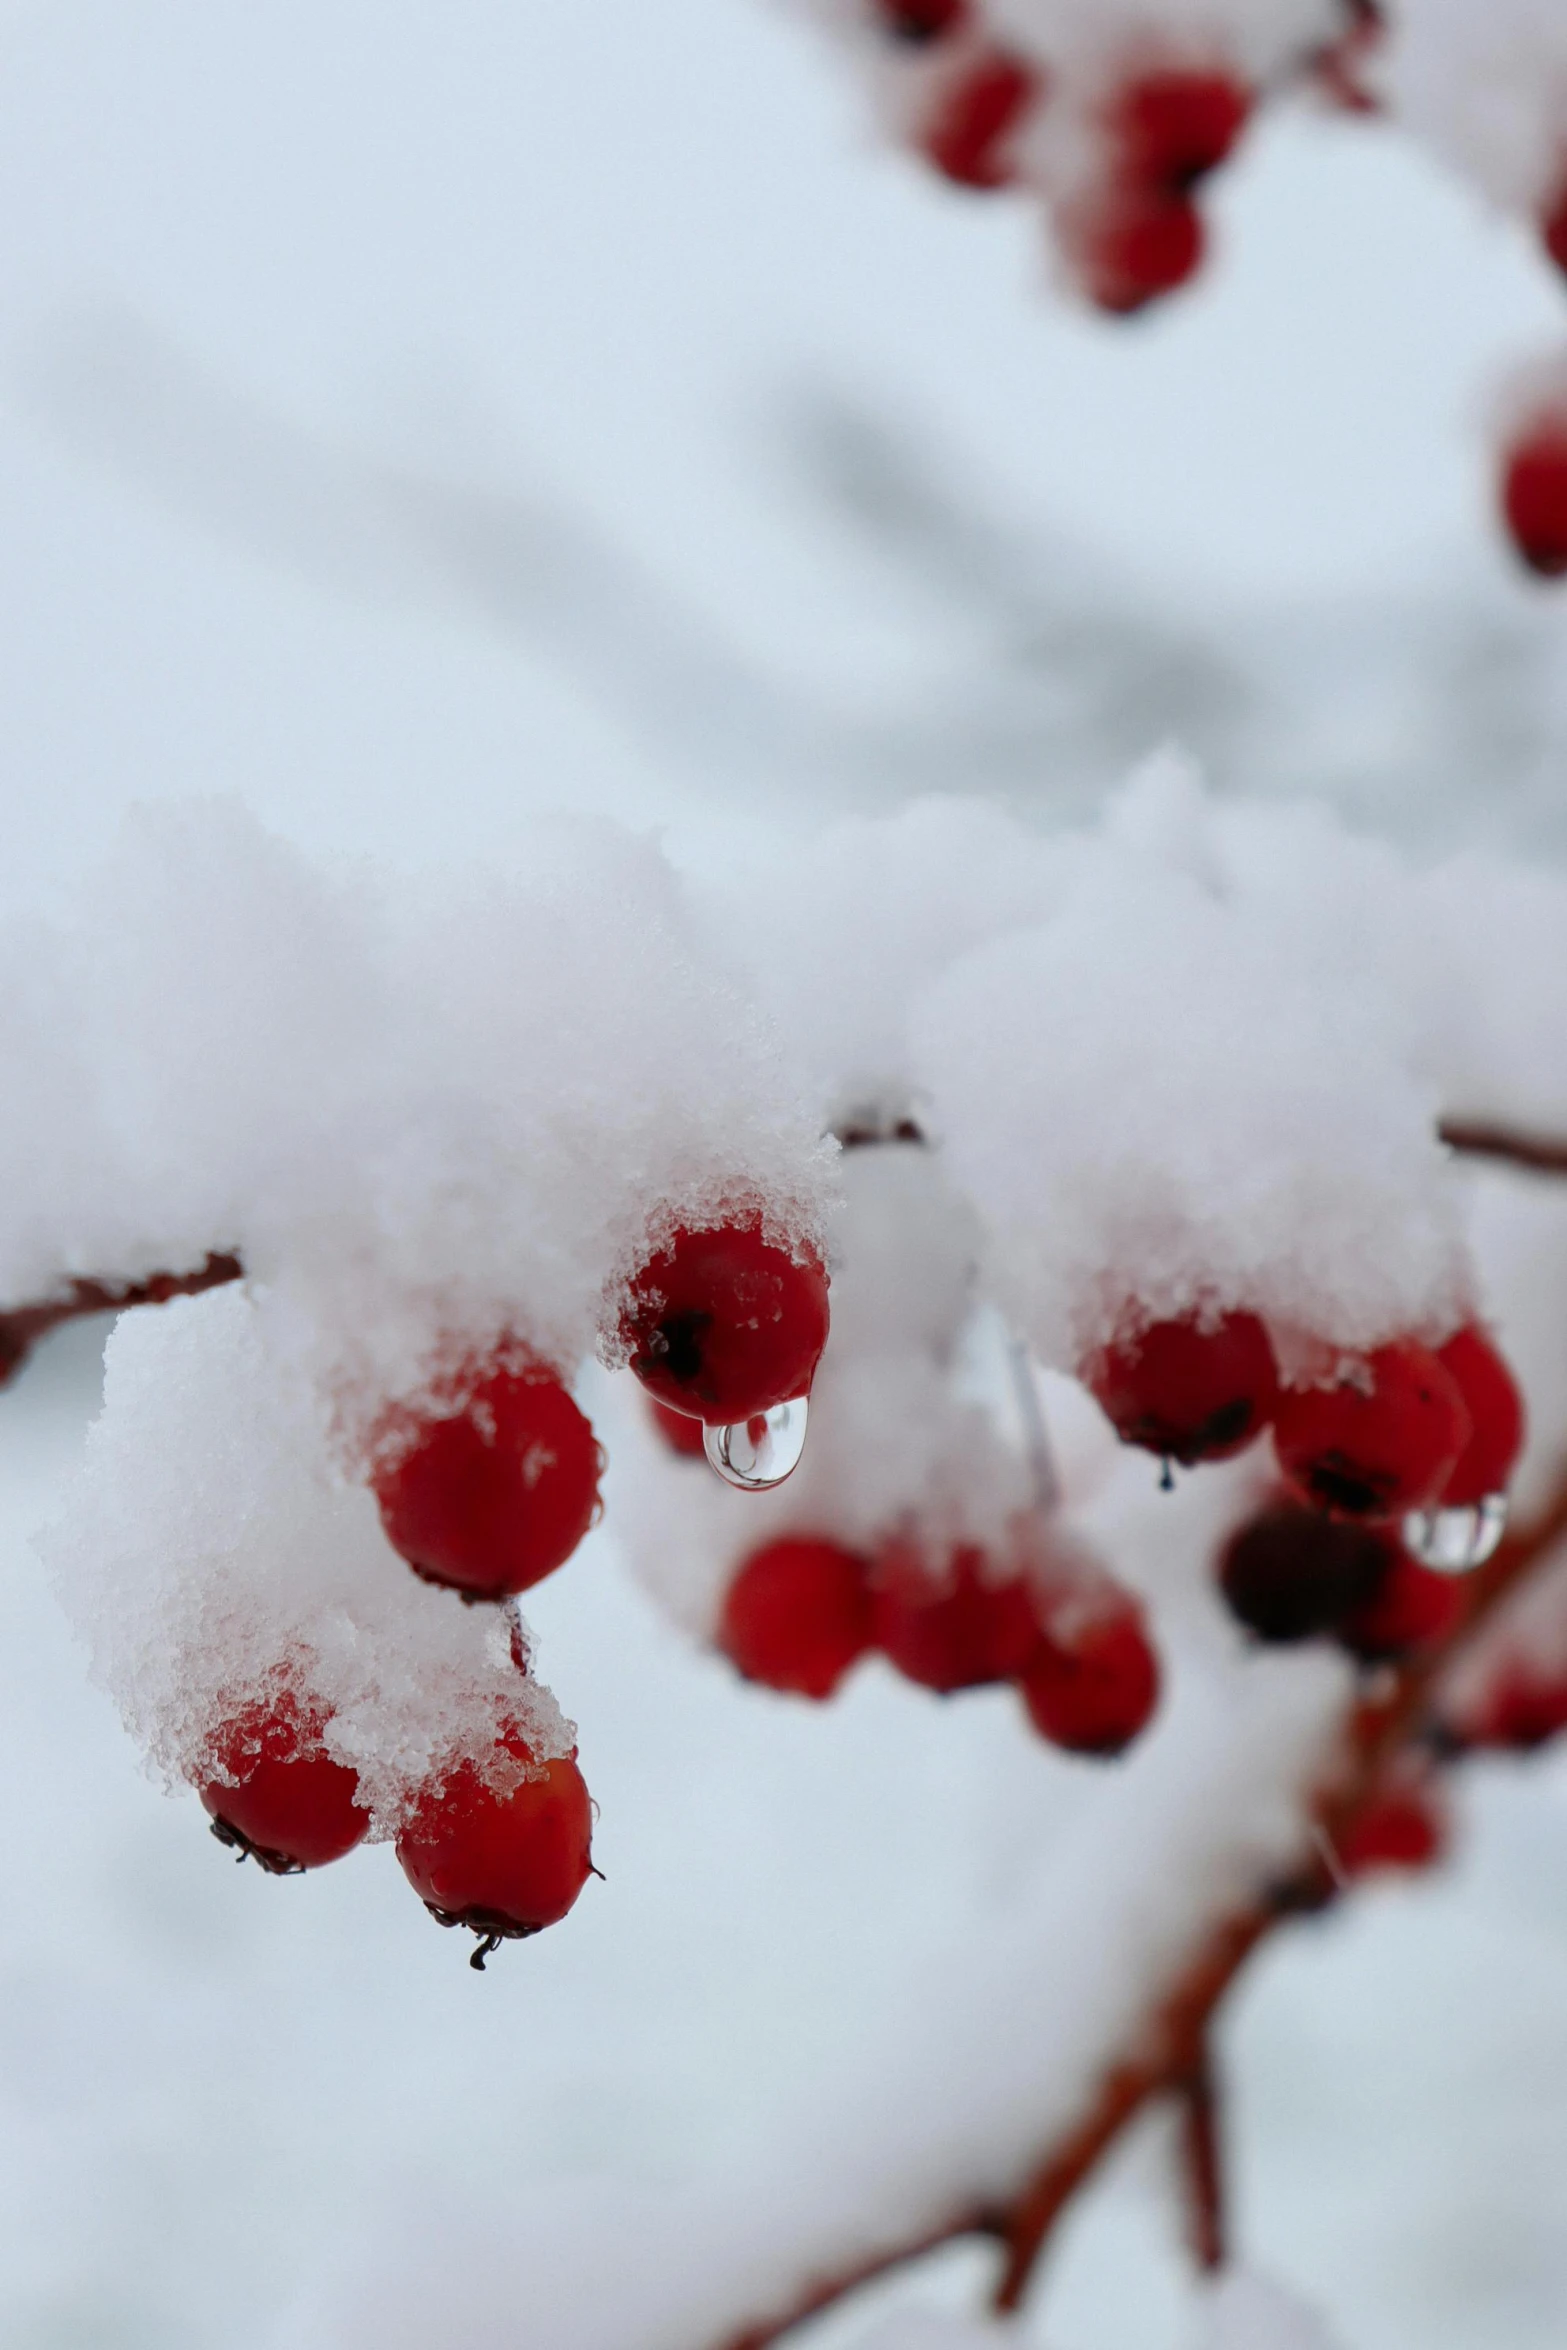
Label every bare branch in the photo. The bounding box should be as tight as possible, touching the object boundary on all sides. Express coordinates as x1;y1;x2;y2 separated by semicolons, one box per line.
1439;1118;1567;1178
1177;2042;1227;2276
0;1252;244;1386
714;2207;1004;2350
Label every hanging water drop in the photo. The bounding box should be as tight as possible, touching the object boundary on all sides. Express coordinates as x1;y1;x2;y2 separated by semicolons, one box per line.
1402;1493;1508;1575
703;1396;810;1491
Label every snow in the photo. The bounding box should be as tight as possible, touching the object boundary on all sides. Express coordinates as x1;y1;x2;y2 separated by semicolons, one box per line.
1188;2270;1348;2350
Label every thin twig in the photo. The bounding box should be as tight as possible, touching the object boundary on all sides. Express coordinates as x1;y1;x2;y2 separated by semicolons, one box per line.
0;1251;244;1385
1439;1119;1567;1178
1177;2041;1226;2276
715;2207;1004;2350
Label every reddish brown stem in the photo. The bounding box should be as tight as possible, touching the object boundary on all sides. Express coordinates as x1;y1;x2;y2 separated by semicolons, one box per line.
716;1467;1567;2350
0;1252;244;1385
1439;1118;1567;1178
1177;2042;1226;2276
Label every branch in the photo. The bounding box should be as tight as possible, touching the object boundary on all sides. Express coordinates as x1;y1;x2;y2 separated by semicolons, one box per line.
1177;2042;1226;2276
1439;1118;1567;1177
715;1464;1567;2348
0;1252;244;1385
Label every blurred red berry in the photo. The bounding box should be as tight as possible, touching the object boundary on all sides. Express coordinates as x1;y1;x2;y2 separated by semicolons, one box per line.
1543;176;1567;277
1338;1546;1463;1663
397;1731;595;1967
1310;1;1384;116
622;1218;829;1424
200;1688;369;1874
1086;1309;1278;1466
1336;1781;1448;1878
1273;1340;1471;1522
719;1536;874;1700
921;51;1038;189
647;1396;709;1459
1463;1662;1567;1753
1075;190;1205;313
1435;1324;1525;1506
1501;419;1567;578
374;1361;601;1600
1109;67;1250;192
874;0;968;43
1218;1499;1397;1644
872;1541;1041;1691
1017;1604;1160;1756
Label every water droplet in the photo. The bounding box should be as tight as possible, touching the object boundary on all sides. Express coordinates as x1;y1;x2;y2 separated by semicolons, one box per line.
1402;1494;1508;1575
703;1396;810;1491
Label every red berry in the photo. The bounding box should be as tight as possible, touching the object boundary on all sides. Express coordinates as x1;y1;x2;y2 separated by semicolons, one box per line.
1435;1324;1525;1506
1108;67;1251;193
1543;176;1567;278
1273;1340;1471;1522
1075;190;1205;313
1017;1605;1160;1756
1337;1547;1463;1663
1463;1662;1567;1753
199;1688;369;1874
719;1537;874;1700
872;1541;1041;1691
874;0;968;44
920;51;1038;190
1218;1500;1397;1645
1336;1781;1448;1878
1086;1310;1278;1466
1501;420;1567;578
373;1361;602;1601
621;1217;829;1424
647;1397;709;1459
396;1732;595;1966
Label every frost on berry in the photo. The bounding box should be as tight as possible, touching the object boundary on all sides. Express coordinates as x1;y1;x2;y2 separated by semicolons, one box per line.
39;1288;579;1840
370;1353;603;1600
1273;1340;1471;1522
199;1683;370;1874
395;1733;596;1966
1086;1308;1279;1467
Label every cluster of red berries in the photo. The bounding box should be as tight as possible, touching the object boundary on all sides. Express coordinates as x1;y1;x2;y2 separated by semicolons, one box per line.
1084;1311;1523;1533
192;1211;830;1963
699;1521;1159;1759
198;1678;596;1969
861;2;1392;318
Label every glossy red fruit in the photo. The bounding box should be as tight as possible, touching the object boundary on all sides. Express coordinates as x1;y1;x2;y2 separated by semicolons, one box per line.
622;1218;829;1425
374;1362;601;1600
719;1537;874;1700
1109;67;1250;192
1273;1341;1471;1522
1075;191;1205;313
1435;1325;1525;1505
1218;1500;1397;1645
1017;1605;1160;1756
921;51;1038;189
872;1542;1041;1691
1086;1310;1278;1466
200;1689;369;1874
1336;1781;1448;1878
1501;420;1567;578
1337;1547;1463;1663
396;1733;595;1967
875;0;968;43
647;1397;709;1459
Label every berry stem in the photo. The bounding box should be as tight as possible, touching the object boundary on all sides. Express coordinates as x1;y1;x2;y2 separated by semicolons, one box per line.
1439;1117;1567;1178
1006;1333;1061;1516
1177;2041;1227;2276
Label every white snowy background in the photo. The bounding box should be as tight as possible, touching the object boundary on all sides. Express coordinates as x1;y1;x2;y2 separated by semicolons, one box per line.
1;4;1566;2349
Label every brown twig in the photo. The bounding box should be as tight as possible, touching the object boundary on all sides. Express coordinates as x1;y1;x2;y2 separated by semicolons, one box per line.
1439;1118;1567;1178
1177;2041;1226;2276
715;1467;1567;2349
0;1252;244;1385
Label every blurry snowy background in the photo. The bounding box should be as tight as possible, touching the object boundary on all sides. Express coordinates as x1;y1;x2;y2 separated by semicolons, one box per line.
1;2;1566;2347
